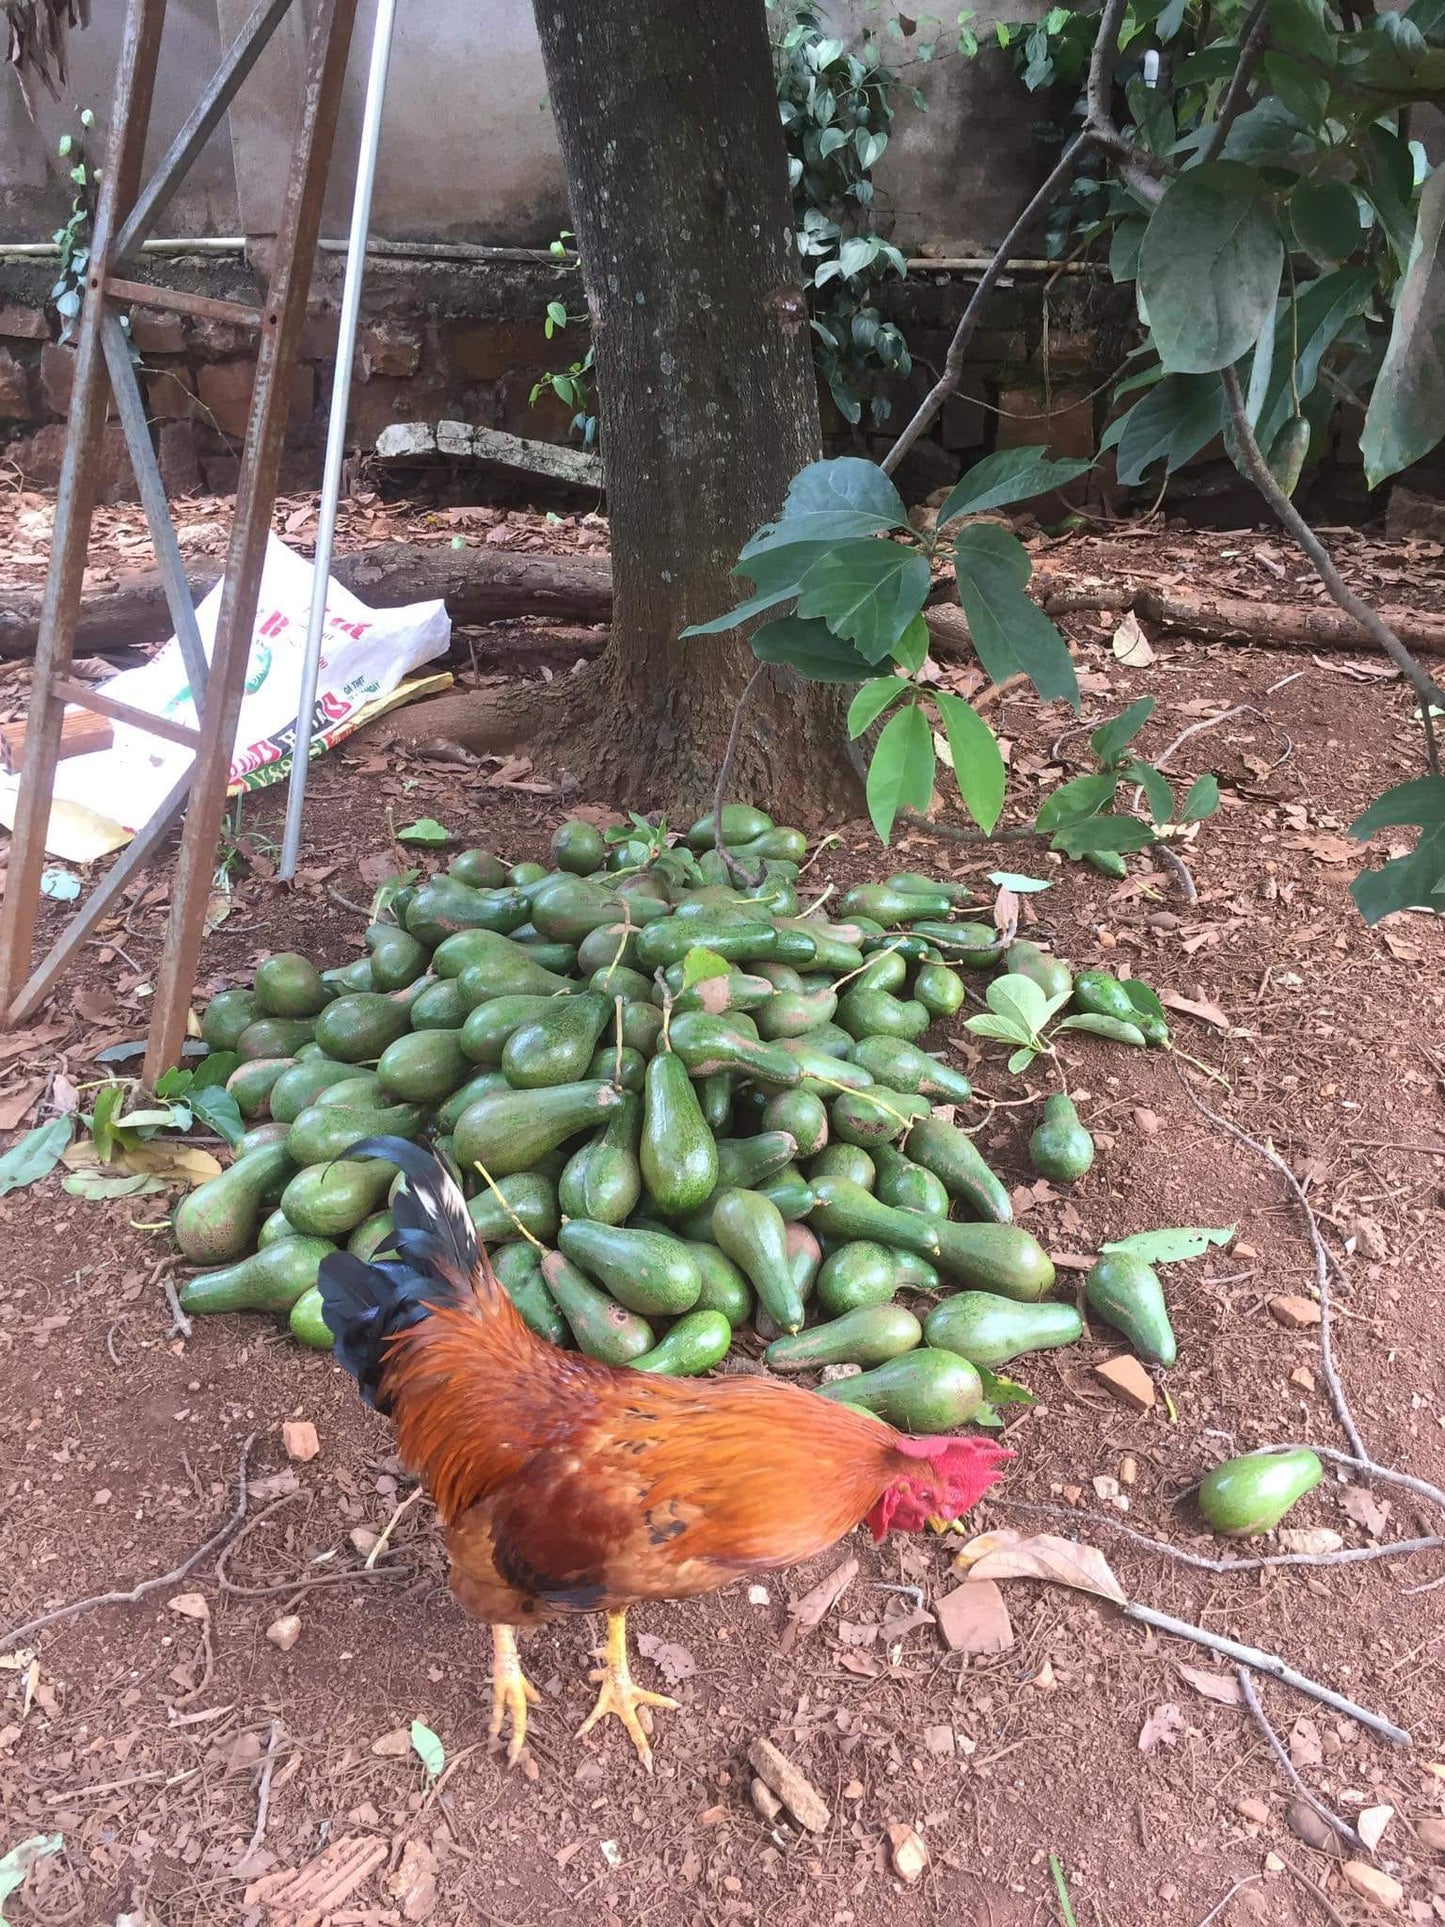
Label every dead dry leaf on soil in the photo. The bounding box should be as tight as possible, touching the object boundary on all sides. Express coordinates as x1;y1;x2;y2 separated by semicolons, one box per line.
1160;989;1231;1031
780;1557;857;1653
952;1530;1128;1605
1138;1703;1187;1752
1288;1715;1323;1768
636;1632;696;1685
1177;1664;1243;1706
1341;1485;1392;1540
1113;610;1156;667
0;1078;43;1131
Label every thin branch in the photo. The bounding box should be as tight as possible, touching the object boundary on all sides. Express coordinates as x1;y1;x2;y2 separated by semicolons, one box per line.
1123;1601;1409;1744
713;659;767;886
1;1434;254;1650
1200;0;1272;164
1235;1667;1362;1848
1173;1066;1367;1460
1219;366;1445;766
240;1718;284;1871
993;1496;1445;1573
883;136;1090;477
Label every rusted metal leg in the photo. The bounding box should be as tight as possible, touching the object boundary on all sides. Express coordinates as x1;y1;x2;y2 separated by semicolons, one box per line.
0;0;170;1020
142;0;360;1085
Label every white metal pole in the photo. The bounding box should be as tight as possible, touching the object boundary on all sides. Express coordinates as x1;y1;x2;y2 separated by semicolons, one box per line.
279;0;398;880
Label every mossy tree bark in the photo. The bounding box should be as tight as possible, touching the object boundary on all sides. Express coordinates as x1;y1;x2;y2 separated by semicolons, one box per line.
480;0;862;822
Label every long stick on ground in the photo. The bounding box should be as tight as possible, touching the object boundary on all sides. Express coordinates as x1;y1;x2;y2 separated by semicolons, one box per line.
1235;1666;1362;1847
1;1434;254;1650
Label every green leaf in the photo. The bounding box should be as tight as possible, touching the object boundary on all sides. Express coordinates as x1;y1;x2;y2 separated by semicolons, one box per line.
890;613;930;674
1122;978;1167;1022
1255;268;1375;453
976;1364;1038;1406
1361;165;1445;489
90;1083;125;1161
1290;178;1365;268
0;1116;73;1196
190;1050;239;1093
865;702;936;843
681;946;731;988
953;524;1080;709
934;446;1093;529
1007;1045;1040;1074
1103;1224;1235;1263
1113;374;1225;487
970;1400;1004;1428
987;871;1052;892
966;1011;1036;1046
1109;215;1148;284
934;690;1005;833
682;542;834;636
1138;161;1284;373
796;541;932;663
1055;1011;1146;1040
847;676;908;738
1036;770;1120;832
741;458;908;559
63;1171;168;1200
1348;774;1445;921
1128;758;1176;825
1051;814;1156;856
749;614;877;681
1178;772;1220;822
396;818;452;848
1090;695;1155;766
410;1719;446;1781
191;1084;246;1149
0;1836;63;1925
986;971;1050;1039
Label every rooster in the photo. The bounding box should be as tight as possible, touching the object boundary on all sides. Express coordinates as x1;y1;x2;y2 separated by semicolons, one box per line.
319;1140;1009;1772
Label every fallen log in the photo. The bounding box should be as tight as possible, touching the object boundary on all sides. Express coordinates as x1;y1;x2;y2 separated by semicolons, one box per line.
0;544;615;656
1035;576;1445;659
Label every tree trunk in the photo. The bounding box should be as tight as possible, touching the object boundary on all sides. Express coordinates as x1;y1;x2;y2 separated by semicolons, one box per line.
524;0;863;821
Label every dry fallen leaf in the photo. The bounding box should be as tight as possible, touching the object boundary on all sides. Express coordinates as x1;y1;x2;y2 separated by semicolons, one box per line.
1138;1702;1186;1753
780;1557;858;1653
952;1530;1128;1605
1341;1485;1392;1540
1112;609;1156;667
1159;988;1230;1031
1176;1664;1243;1706
1288;1715;1323;1769
635;1632;696;1685
167;1593;210;1621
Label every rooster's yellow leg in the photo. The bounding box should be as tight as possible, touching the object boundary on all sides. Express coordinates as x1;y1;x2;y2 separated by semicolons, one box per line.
489;1623;540;1766
575;1609;679;1773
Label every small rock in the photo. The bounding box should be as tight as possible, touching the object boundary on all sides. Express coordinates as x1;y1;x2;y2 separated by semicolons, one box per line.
1233;1241;1258;1260
1094;1355;1155;1412
1353;1217;1389;1261
923;1725;956;1757
388;1839;438;1922
748;1738;831;1832
1264;1852;1286;1874
371;1727;413;1757
935;1579;1015;1655
1416;1816;1445;1854
266;1614;301;1652
1277;1527;1344;1556
747;1584;771;1606
750;1777;783;1823
1290;1365;1318;1392
282;1420;320;1462
1093;1475;1120;1501
350;1526;381;1557
167;1593;210;1621
1120;1456;1138;1485
1237;1797;1271;1825
1359;1806;1396;1852
1133;1107;1161;1135
1269;1295;1322;1330
887;1822;928;1883
1343;1861;1404;1911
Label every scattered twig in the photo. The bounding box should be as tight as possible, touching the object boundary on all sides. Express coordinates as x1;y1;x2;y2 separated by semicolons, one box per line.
241;1718;284;1870
712;660;767;888
163;1273;193;1341
992;1497;1445;1574
1235;1666;1361;1848
1196;1877;1262;1927
1;1434;254;1651
1173;1067;1366;1461
1278;1854;1350;1927
326;886;373;917
898;809;1041;845
1122;1602;1409;1744
1149;703;1290;776
1219;366;1444;769
365;1485;426;1570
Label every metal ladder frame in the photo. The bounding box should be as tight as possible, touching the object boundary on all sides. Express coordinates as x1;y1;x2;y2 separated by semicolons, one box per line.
0;0;359;1086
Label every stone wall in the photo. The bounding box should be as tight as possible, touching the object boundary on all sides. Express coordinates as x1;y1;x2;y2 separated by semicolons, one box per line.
0;248;1135;504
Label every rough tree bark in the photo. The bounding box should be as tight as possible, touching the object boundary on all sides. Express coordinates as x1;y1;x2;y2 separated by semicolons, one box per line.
408;0;863;821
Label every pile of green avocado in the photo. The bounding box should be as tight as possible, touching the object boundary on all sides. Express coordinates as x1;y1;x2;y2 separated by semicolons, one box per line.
173;804;1185;1436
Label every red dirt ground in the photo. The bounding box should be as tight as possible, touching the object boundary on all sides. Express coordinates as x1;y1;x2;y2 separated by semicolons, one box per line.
0;499;1443;1927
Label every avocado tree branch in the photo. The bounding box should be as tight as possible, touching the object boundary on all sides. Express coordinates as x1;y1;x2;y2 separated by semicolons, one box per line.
1218;366;1444;771
1200;0;1272;164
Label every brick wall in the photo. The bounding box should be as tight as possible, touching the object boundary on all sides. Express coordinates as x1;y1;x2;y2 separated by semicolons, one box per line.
0;249;1134;503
